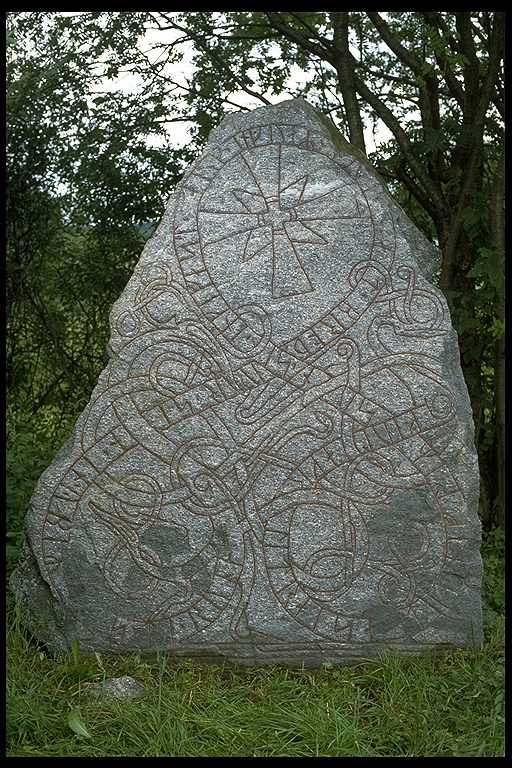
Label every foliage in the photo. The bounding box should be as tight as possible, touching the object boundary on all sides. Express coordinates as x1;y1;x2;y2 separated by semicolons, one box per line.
6;416;72;574
480;527;505;624
7;11;189;437
6;11;505;528
6;14;505;759
7;216;143;436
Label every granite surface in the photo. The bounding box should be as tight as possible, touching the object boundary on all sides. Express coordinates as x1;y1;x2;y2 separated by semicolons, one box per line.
11;99;483;665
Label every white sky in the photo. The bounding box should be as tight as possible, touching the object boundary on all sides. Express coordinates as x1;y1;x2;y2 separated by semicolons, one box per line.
88;15;394;155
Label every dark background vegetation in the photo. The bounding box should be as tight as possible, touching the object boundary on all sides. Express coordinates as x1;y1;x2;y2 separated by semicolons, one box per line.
5;12;505;758
7;11;504;549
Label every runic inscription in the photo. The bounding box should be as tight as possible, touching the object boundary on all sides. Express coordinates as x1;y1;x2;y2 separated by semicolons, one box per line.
12;99;482;666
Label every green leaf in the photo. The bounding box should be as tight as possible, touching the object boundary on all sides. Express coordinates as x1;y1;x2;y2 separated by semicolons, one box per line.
467;247;504;291
421;128;445;154
71;638;80;666
490;318;504;339
455;314;479;333
462;206;481;234
67;709;92;739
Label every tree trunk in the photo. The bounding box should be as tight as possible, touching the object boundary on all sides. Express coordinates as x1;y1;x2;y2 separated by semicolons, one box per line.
330;12;367;154
492;148;505;527
438;207;494;527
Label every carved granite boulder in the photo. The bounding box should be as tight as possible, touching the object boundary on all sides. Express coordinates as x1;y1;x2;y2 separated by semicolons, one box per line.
11;99;483;665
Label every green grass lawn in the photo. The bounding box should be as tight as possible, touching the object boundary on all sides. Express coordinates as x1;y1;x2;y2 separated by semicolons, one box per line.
6;426;505;757
6;527;504;758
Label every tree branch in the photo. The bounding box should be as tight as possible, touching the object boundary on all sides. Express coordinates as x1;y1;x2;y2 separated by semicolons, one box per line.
423;12;460;54
352;69;445;214
289;12;328;45
367;11;422;74
368;12;440;134
491;144;505;526
420;12;465;108
154;116;195;123
330;12;366;153
162;15;272;106
378;162;441;230
440;12;504;290
456;12;480;117
265;12;335;64
359;64;417;89
456;12;479;69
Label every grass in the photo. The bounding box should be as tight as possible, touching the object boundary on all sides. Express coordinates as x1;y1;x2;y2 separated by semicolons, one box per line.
5;422;506;757
6;531;505;758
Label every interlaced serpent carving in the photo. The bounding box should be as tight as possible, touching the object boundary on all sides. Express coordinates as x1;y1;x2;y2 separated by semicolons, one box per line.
36;122;476;654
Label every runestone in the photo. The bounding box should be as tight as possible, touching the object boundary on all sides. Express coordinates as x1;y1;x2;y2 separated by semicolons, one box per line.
12;99;483;666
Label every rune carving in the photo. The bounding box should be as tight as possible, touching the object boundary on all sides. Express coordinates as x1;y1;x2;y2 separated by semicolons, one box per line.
17;112;481;662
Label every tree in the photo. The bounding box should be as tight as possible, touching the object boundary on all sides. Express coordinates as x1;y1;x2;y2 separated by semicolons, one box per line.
7;13;183;436
7;11;504;526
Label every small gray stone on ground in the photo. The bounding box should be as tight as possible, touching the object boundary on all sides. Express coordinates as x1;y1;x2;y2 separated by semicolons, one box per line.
88;676;145;700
